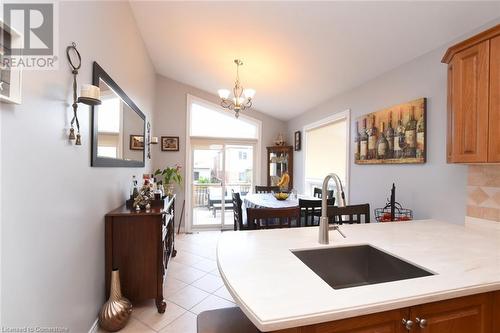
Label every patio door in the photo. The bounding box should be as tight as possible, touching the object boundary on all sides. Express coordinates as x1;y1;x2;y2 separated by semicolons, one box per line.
190;140;255;230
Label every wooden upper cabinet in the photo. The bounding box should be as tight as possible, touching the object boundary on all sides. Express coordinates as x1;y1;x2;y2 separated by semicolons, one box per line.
409;293;493;333
489;35;500;162
450;40;490;162
443;24;500;163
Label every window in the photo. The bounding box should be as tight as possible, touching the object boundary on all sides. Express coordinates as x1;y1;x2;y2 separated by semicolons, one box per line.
304;111;349;197
239;151;247;160
97;95;121;133
97;146;118;158
190;101;258;139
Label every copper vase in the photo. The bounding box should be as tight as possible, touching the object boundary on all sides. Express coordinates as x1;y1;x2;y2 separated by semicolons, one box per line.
99;269;133;332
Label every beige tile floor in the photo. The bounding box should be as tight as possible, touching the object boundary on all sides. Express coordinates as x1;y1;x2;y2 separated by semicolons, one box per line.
98;231;235;333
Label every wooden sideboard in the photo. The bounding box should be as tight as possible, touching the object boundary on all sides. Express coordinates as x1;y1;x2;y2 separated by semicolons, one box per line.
105;195;176;313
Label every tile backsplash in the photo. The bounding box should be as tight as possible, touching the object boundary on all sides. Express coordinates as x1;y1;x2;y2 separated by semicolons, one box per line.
467;165;500;222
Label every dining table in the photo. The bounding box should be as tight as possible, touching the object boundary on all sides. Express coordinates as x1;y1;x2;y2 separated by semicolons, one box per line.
243;193;320;209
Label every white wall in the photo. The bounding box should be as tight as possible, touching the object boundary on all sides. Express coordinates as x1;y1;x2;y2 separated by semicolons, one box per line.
1;1;155;331
0;104;2;326
288;44;469;224
152;75;287;229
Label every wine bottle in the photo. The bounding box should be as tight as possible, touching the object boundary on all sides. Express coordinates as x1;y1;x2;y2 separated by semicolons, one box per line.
377;122;389;159
416;111;425;158
394;110;405;158
360;118;368;160
405;106;417;158
385;111;395;159
367;115;378;160
354;121;360;161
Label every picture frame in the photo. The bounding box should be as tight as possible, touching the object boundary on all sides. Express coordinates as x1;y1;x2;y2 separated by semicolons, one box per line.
354;97;426;165
294;131;301;151
161;136;180;151
129;135;145;151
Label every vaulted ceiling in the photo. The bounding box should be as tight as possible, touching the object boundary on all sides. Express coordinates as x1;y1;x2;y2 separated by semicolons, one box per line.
130;1;500;120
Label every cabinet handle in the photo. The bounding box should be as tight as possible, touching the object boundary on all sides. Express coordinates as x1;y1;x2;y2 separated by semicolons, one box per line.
402;318;414;331
416;317;428;328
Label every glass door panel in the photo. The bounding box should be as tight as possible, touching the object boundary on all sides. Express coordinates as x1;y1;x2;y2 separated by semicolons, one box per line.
192;146;225;228
224;145;254;227
191;141;255;230
269;151;289;186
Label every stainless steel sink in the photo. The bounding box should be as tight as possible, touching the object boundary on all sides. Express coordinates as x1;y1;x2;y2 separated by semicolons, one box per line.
292;245;434;289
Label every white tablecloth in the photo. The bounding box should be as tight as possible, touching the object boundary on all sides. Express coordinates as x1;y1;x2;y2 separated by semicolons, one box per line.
243;193;319;209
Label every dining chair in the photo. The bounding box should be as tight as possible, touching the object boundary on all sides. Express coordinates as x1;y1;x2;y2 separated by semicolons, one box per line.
299;198;335;227
313;187;334;199
254;185;280;194
327;204;371;224
246;207;301;229
231;192;248;231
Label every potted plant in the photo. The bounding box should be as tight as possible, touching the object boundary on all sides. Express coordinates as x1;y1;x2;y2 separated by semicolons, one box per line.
154;165;182;197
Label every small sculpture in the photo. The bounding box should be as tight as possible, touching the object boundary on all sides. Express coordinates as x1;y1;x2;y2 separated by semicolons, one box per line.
275;133;285;146
133;184;155;209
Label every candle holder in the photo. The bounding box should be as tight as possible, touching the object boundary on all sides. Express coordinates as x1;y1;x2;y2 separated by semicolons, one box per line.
66;42;101;145
145;122;158;160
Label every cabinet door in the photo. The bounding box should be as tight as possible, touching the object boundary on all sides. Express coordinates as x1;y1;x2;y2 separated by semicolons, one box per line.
449;40;490;163
290;308;409;333
489;35;500;162
409;293;493;333
494;291;500;333
447;64;454;163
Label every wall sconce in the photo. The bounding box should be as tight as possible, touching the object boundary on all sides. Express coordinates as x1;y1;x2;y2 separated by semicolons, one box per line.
66;42;101;145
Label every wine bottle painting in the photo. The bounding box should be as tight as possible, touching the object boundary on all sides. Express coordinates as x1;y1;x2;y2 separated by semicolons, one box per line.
354;98;426;164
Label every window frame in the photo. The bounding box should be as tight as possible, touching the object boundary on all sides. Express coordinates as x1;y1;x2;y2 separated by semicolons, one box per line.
188;96;260;140
185;94;262;232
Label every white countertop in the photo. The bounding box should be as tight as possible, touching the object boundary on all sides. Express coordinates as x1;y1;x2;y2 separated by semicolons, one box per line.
216;220;500;331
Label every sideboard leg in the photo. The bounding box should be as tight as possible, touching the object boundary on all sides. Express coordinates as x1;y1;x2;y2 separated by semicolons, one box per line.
156;298;166;313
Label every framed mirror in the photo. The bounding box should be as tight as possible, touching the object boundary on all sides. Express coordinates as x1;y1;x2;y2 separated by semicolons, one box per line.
91;62;146;167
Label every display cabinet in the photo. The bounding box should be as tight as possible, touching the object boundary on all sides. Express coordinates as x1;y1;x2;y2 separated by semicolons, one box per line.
266;146;293;190
0;20;22;104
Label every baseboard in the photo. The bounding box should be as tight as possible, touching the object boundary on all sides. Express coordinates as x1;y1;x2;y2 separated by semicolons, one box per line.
88;318;98;333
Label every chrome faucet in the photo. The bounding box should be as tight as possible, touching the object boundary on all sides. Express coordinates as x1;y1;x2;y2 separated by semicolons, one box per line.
319;173;347;244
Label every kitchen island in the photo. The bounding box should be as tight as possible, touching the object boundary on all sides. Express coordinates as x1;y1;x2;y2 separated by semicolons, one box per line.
216;220;500;332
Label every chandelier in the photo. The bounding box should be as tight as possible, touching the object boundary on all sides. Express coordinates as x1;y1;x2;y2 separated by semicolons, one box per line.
218;59;255;118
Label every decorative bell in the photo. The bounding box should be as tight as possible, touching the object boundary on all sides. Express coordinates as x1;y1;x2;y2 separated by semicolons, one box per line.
75;133;82;145
68;128;76;140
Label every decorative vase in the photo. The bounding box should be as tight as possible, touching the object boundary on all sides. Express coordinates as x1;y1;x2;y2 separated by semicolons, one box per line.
164;183;175;197
98;269;132;332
